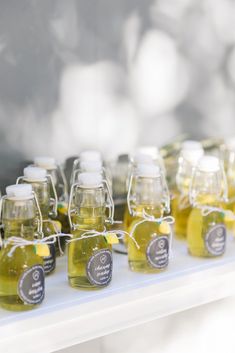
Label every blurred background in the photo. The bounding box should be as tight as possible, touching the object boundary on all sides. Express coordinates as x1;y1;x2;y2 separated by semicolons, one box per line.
1;2;235;353
0;0;235;184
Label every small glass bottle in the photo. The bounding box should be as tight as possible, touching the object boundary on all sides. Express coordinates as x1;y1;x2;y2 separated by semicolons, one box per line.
0;184;45;311
17;167;58;274
221;138;235;232
34;156;69;247
127;164;171;273
124;148;165;234
187;156;227;257
68;172;114;289
172;141;204;239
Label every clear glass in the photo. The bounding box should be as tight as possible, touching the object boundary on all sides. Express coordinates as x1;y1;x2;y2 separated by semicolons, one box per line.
222;149;235;231
68;186;112;289
23;180;56;275
0;198;44;311
127;176;171;273
173;157;194;239
187;169;227;257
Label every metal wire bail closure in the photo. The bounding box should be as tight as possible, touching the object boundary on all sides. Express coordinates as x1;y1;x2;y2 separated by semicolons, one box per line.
33;191;43;236
70;158;80;185
67;182;78;231
57;164;69;202
103;178;114;224
16;174;58;218
127;174;135;216
47;174;58;217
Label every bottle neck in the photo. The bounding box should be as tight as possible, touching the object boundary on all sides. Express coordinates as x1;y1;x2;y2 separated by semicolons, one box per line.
24;180;50;219
71;186;106;230
2;198;37;240
131;176;164;216
193;194;222;207
190;171;225;207
176;159;194;195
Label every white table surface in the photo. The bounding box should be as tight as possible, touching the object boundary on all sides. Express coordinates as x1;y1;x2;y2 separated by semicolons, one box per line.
1;237;235;353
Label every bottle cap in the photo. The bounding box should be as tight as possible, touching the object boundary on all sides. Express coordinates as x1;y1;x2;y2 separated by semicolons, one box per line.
133;152;154;165
80;160;103;172
181;141;204;165
197;156;220;172
136;164;160;178
79;150;102;162
24;166;47;181
77;172;103;188
6;184;33;200
136;146;160;159
226;137;235;151
181;140;202;150
181;149;204;165
34;157;56;170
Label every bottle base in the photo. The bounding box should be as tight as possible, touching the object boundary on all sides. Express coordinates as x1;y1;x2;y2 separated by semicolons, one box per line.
188;248;224;258
0;296;37;311
68;276;104;290
128;261;166;274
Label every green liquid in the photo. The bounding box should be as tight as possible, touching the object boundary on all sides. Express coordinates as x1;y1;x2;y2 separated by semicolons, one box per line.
187;199;225;257
68;206;112;289
128;206;170;273
0;218;43;311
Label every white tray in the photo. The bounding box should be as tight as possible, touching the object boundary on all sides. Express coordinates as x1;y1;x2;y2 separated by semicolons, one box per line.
1;237;235;353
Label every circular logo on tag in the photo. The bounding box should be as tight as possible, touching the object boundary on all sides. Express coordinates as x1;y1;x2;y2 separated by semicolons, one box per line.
86;249;113;286
146;236;169;269
18;265;45;305
205;224;226;256
43;243;56;274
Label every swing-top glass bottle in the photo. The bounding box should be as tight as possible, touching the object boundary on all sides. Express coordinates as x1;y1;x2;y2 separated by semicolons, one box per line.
0;184;45;311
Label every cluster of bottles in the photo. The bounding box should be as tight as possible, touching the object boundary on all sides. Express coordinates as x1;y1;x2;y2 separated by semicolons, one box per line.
1;138;235;312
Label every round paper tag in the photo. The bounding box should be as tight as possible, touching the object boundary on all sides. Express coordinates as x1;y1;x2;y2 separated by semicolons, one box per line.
86;249;113;286
146;236;169;269
205;224;226;256
18;265;45;305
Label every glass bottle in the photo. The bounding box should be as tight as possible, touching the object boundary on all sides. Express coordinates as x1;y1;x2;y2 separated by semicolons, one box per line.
34;156;69;245
124;148;165;235
172;141;204;239
17;167;58;274
187;156;228;257
127;164;171;273
68;172;114;289
221;138;235;232
0;184;45;311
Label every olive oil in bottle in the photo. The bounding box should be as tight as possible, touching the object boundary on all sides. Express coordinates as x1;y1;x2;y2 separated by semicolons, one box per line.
220;138;235;232
187;156;227;257
17;167;58;275
128;164;171;273
34;157;69;252
0;184;45;311
124;147;165;234
173;141;204;240
68;172;114;289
